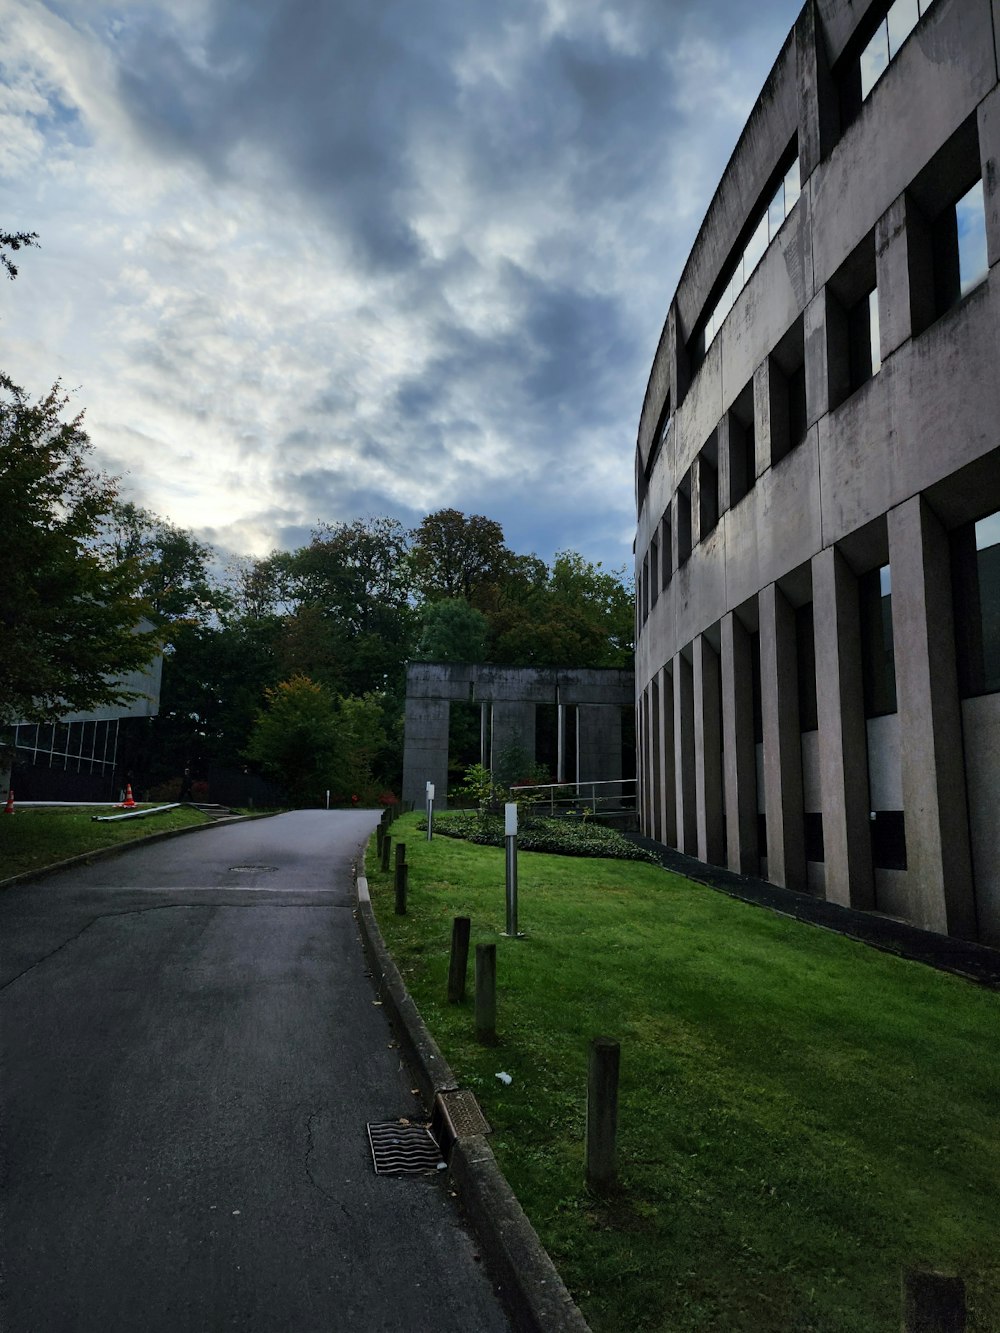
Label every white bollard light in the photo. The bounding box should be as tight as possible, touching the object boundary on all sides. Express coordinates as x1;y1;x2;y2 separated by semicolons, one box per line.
426;781;435;840
503;802;523;937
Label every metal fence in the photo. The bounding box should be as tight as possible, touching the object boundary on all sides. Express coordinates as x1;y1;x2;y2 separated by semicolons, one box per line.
510;777;637;820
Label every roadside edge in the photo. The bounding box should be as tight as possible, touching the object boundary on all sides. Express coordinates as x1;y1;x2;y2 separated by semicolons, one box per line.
0;812;275;892
355;868;592;1333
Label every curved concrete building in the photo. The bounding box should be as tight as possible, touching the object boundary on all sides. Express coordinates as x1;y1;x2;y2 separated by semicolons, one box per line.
634;0;1000;943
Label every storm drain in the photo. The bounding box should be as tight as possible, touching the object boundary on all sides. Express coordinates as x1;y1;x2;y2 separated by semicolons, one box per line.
227;865;278;873
367;1121;446;1175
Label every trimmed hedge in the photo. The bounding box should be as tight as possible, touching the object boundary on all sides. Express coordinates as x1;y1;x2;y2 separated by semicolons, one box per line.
426;810;657;863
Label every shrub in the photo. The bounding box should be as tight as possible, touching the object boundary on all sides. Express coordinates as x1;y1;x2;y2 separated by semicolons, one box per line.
428;811;657;863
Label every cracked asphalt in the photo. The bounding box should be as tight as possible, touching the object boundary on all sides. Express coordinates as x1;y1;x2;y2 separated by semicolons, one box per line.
0;810;511;1332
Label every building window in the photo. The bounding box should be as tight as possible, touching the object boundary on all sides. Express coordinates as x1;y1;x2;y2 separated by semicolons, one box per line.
728;381;756;507
871;810;907;870
676;473;692;566
957;180;989;297
860;564;897;717
827;230;880;408
641;555;649;625
768;316;807;465
650;536;659;609
698;434;719;539
661;510;673;589
696;148;800;358
953;509;1000;698
804;812;825;863
861;0;938;102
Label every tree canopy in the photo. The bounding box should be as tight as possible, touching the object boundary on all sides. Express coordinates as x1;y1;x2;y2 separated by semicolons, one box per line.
0;376;157;725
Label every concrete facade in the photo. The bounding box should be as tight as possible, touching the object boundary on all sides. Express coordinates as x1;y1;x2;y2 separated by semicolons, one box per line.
635;0;1000;944
402;663;633;809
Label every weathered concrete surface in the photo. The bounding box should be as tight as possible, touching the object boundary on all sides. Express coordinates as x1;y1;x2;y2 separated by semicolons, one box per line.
0;813;510;1333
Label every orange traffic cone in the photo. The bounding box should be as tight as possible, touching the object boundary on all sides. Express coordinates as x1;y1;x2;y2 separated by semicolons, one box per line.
3;788;13;814
119;783;136;809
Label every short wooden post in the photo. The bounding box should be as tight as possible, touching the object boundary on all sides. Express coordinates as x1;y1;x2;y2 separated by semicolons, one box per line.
447;917;471;1003
475;943;497;1044
380;833;391;873
586;1037;620;1191
376;823;385;856
394;844;408;915
902;1269;966;1332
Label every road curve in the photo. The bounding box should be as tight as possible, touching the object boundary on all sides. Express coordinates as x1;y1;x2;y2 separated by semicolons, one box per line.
1;810;510;1332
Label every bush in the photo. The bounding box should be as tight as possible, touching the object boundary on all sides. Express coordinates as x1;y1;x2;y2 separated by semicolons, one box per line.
428;810;657;863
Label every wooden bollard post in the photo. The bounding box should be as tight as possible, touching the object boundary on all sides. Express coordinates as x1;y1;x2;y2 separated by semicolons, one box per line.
376;823;385;856
475;943;497;1044
902;1269;967;1332
586;1037;620;1191
394;843;408;915
447;917;471;1003
380;833;391;874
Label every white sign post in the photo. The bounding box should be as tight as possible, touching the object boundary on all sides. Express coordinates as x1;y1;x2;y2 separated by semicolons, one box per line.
426;781;435;841
503;801;523;937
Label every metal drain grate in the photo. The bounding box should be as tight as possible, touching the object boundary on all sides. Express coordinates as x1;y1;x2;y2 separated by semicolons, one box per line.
436;1089;492;1139
367;1121;445;1175
228;865;278;873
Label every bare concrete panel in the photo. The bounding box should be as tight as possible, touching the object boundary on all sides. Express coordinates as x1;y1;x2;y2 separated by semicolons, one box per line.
813;546;875;910
693;636;725;866
402;697;450;813
721;612;758;874
577;705;622;786
888;496;976;938
760;583;806;891
979;83;1000;270
673;652;697;856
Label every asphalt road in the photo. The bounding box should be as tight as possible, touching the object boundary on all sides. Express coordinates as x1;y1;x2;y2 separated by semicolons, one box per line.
1;811;511;1332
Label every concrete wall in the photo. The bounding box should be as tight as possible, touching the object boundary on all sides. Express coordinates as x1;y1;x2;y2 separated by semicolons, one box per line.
402;663;634;808
634;0;1000;943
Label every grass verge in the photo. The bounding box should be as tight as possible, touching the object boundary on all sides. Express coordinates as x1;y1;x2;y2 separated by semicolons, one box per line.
0;805;213;880
369;812;1000;1333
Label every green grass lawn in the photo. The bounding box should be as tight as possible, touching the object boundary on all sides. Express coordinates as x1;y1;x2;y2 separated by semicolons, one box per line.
0;804;213;879
368;813;1000;1333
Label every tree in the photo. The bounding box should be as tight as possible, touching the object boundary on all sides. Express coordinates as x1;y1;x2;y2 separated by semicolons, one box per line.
415;599;489;662
0;375;157;726
1;230;39;281
100;500;220;627
244;676;345;805
410;508;512;604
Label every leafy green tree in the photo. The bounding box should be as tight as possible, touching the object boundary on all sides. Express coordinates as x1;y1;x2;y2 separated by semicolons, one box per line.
415;598;489;662
100;500;220;627
410;508;512;604
337;693;388;798
244;675;345;805
0;375;156;726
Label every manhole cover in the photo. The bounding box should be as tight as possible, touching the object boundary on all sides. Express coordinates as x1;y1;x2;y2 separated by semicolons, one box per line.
367;1121;445;1175
228;865;278;873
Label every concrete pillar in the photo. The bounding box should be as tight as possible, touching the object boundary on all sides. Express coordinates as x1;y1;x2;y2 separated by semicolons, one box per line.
978;84;1000;271
639;688;652;835
796;0;838;180
721;612;758;874
490;702;536;776
650;677;663;842
693;635;725;865
402;697;450;809
888;497;976;938
673;651;697;855
755;355;791;468
759;583;806;890
812;546;875;909
875;192;935;358
577;705;622;785
660;666;677;846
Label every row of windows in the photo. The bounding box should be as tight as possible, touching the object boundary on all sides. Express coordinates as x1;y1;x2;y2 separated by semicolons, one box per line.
860;0;939;101
689;0;946;378
640;507;1000;869
5;718;121;775
640;125;990;584
699;154;801;357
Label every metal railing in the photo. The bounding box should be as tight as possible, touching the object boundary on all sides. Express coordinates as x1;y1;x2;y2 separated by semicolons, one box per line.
510;777;637;820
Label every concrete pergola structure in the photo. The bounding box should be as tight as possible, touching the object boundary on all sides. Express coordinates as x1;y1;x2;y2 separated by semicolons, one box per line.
402;663;634;810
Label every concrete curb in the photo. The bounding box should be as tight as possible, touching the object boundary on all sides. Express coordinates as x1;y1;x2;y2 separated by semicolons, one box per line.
0;811;275;893
355;869;592;1333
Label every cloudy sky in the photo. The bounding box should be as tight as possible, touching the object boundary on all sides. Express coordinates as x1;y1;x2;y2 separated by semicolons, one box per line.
1;0;799;571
